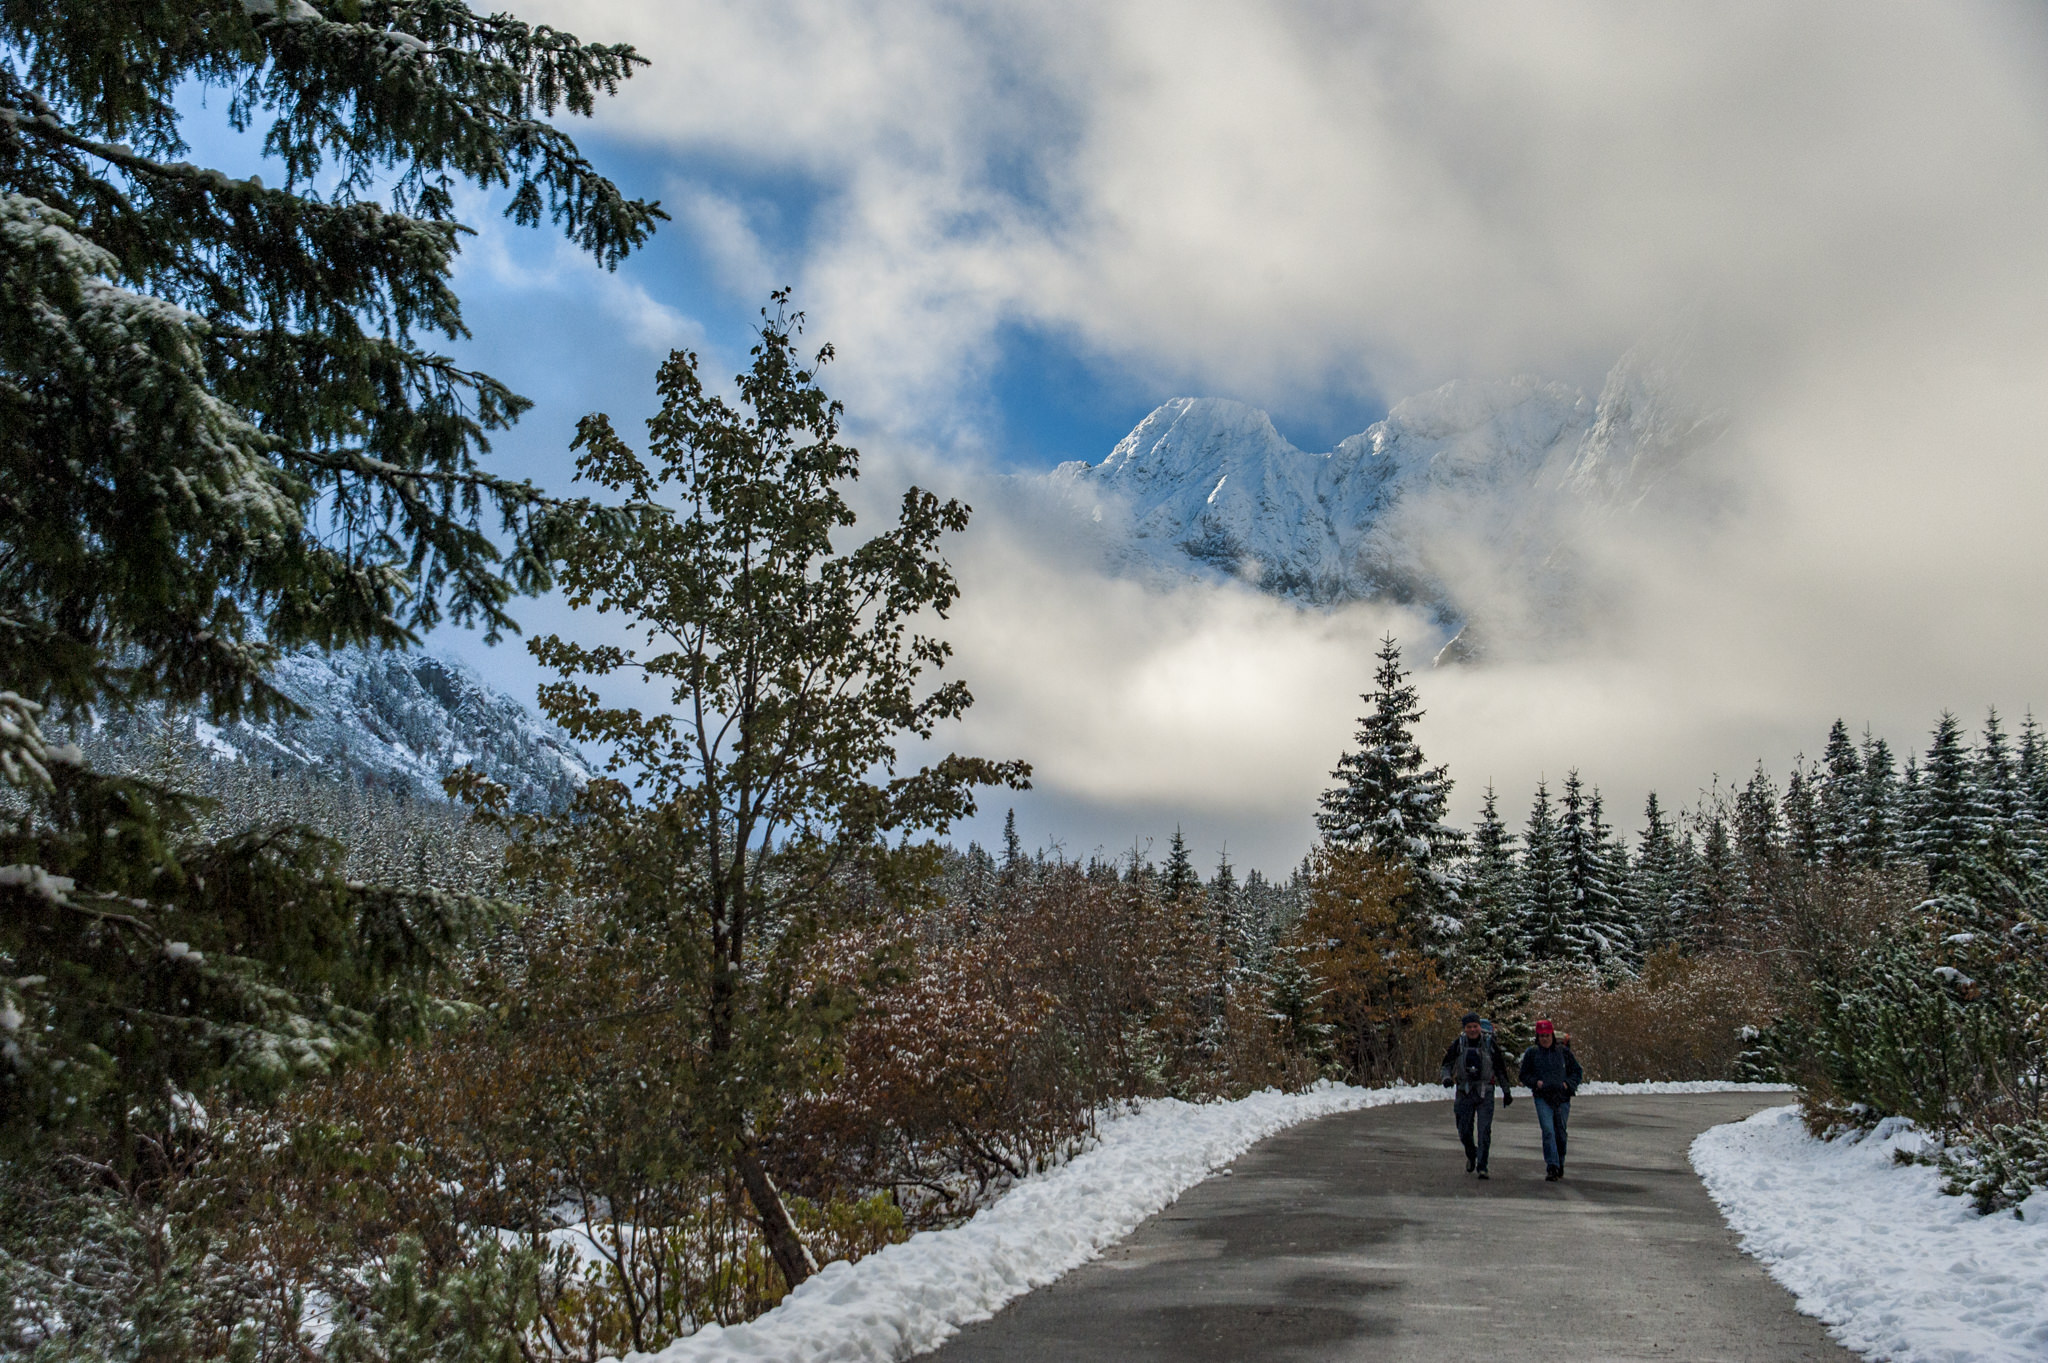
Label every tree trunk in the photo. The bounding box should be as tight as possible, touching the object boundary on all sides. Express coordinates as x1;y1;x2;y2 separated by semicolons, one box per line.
736;1142;817;1291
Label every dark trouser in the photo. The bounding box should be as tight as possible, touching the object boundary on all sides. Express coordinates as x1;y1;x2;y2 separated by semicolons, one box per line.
1535;1095;1571;1169
1454;1092;1495;1170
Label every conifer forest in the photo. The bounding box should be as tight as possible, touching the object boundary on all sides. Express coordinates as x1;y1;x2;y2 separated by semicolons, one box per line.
1;3;2043;1360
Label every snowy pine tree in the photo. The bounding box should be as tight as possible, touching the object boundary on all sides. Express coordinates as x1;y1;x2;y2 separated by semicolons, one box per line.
1782;761;1821;864
1631;791;1686;952
0;0;660;1155
1734;764;1784;871
1468;783;1519;909
1001;807;1026;886
1732;763;1787;935
2;2;661;719
1317;635;1467;929
1912;712;1977;885
2016;711;2047;863
1518;779;1571;964
1973;709;2022;863
1556;774;1633;973
1162;826;1198;901
1692;806;1739;948
1857;729;1901;867
1235;868;1286;974
1818;719;1863;867
1457;784;1530;1047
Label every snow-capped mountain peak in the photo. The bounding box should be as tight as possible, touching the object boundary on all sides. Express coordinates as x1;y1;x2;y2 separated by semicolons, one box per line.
1046;348;1717;653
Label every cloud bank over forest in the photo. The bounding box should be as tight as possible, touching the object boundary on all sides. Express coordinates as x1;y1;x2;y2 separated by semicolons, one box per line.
507;0;2048;871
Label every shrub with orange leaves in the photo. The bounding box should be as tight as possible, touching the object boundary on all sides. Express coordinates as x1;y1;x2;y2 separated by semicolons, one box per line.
1281;846;1449;1084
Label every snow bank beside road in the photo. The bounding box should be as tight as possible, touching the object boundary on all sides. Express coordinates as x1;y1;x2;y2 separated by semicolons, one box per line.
1692;1105;2048;1363
620;1080;1794;1363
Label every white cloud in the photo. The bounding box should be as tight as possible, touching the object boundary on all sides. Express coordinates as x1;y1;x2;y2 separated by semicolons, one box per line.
539;1;2048;420
502;0;2048;871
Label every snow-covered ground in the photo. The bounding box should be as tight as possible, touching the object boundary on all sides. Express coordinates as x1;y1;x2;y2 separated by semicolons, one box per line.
1692;1105;2048;1363
613;1079;1794;1363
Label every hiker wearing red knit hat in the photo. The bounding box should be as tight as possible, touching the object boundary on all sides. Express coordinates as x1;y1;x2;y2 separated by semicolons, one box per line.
1519;1019;1583;1181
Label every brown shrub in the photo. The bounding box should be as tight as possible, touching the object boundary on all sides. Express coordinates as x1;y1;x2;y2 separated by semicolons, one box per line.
1531;947;1776;1082
782;865;1292;1225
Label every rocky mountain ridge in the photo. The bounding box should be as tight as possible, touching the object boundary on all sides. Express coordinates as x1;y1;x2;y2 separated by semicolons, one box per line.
1048;344;1720;657
91;646;589;811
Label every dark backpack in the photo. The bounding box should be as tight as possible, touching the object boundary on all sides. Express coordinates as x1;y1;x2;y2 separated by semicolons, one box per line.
1456;1035;1493;1097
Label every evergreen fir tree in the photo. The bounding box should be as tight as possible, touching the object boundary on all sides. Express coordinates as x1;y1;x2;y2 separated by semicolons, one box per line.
1913;712;1976;886
1162;825;1198;901
1464;895;1533;1056
1782;760;1821;864
1900;750;1925;856
1632;791;1685;951
1857;729;1900;867
1211;852;1264;977
1210;850;1239;906
1818;719;1862;867
2016;710;2047;862
1001;807;1025;886
1237;868;1282;974
1468;783;1519;908
0;0;661;1155
1973;708;2020;859
1558;775;1633;972
1693;807;1739;948
1458;784;1530;1046
1518;779;1570;963
960;841;997;923
2;1;662;718
1733;762;1785;932
1316;635;1467;926
1734;763;1784;866
2020;711;2048;815
1668;819;1704;939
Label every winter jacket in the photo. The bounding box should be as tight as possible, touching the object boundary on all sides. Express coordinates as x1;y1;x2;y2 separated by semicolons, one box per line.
1439;1034;1512;1098
1517;1041;1583;1103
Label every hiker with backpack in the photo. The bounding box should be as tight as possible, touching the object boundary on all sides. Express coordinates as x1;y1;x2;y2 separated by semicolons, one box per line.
1438;1012;1513;1178
1519;1018;1584;1181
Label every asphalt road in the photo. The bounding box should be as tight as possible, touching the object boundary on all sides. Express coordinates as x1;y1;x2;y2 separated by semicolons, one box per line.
923;1092;1854;1363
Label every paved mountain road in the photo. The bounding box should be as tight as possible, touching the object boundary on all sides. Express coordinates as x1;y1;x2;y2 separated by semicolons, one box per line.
923;1092;1852;1363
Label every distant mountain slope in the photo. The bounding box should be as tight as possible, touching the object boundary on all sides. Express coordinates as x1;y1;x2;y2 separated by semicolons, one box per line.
1048;345;1719;657
100;647;590;811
